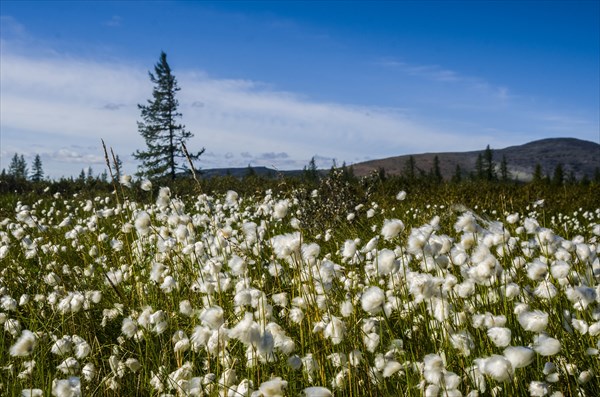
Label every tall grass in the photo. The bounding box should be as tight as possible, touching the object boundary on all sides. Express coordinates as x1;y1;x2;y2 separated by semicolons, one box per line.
1;178;599;396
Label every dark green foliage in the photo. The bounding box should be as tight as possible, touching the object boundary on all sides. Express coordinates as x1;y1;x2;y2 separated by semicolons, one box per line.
431;155;443;184
553;163;564;186
133;52;204;180
403;155;416;181
30;154;44;182
483;144;496;181
500;155;509;182
8;153;27;179
114;155;123;179
533;163;544;184
302;156;319;182
296;167;365;234
452;164;462;184
475;153;484;180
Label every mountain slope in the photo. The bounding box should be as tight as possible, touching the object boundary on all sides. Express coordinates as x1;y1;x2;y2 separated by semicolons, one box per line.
351;138;600;181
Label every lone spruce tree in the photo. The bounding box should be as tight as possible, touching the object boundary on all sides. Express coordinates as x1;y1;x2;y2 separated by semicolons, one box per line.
31;154;44;181
134;52;204;180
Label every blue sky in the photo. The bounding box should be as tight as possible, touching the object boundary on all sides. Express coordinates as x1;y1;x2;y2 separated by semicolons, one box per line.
1;1;598;178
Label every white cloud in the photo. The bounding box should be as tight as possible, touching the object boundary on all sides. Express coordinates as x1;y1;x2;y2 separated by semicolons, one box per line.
1;50;477;178
2;44;595;179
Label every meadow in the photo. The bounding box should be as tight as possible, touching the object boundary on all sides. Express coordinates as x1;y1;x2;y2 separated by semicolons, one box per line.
1;173;599;396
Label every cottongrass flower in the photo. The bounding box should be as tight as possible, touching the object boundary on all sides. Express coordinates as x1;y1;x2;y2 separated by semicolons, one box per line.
477;355;514;382
533;334;561;356
160;275;178;293
21;389;43;397
363;332;380;352
134;211;152;235
381;219;405;240
577;370;594;385
361;286;385;314
303;386;333;396
140;179;152;191
119;174;132;188
529;381;550;396
81;363;96;381
455;212;478;233
72;336;91;359
258;377;287;397
5;318;22;336
376;249;398;275
10;330;37;357
273;200;289;220
1;295;17;311
229;312;261;346
503;346;535;369
382;360;403;378
52;376;81;397
565;286;597;311
571;319;588;335
423;354;444;384
287;355;302;370
527;260;548;281
341;240;357;261
487;327;512;347
18;359;36;379
323;316;346;345
450;331;475;356
340;300;354;318
57;357;80;375
51;336;73;356
396;191;407;201
518;310;549;333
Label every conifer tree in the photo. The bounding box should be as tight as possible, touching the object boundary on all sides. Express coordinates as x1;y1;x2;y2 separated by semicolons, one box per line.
483;145;496;181
403;156;416;181
431;155;443;184
532;163;543;184
500;155;509;182
133;52;204;180
31;154;44;181
114;155;123;180
552;163;564;186
451;164;462;183
475;153;484;180
8;153;27;179
303;157;319;182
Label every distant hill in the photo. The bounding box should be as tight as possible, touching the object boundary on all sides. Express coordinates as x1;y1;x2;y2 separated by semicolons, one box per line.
198;166;303;179
196;138;599;181
350;138;600;181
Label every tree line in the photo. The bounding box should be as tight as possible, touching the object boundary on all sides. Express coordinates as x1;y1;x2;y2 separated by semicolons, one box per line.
2;153;44;181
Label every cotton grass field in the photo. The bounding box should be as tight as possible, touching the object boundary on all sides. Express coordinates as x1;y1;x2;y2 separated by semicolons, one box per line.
1;177;599;397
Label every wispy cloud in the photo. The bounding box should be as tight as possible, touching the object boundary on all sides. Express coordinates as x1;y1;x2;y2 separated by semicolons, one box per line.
378;59;461;82
2;35;596;178
3;49;481;177
105;15;122;27
378;58;514;105
0;16;27;37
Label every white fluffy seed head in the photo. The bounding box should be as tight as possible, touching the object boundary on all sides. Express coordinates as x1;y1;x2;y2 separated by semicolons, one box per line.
480;355;513;382
361;286;385;314
533;335;561;356
518;310;549;333
10;330;37;357
487;327;512;347
381;219;404;240
503;346;535;369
